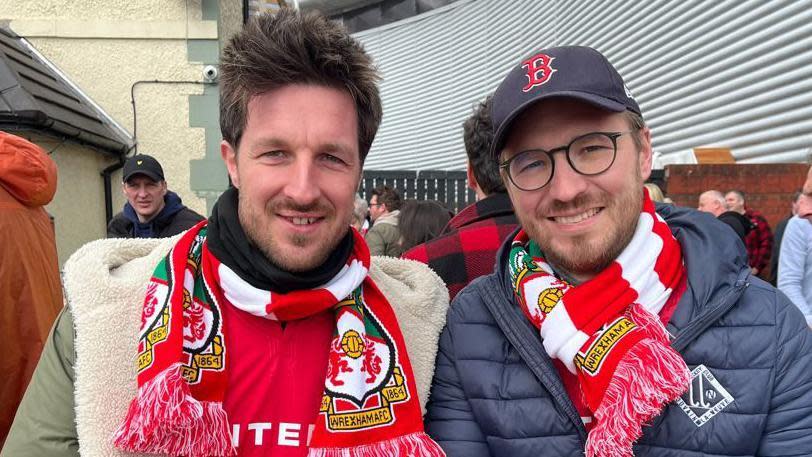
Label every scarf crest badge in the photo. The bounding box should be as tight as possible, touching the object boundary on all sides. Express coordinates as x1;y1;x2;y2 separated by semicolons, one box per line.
508;246;569;328
321;287;410;432
508;190;691;457
115;221;445;457
138;228;225;385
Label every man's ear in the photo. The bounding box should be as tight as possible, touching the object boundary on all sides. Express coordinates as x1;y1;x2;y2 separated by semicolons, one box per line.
466;162;480;192
637;127;653;181
221;140;240;188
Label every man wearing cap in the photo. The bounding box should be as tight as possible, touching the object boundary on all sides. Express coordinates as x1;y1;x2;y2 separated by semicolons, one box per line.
107;154;204;238
425;46;812;456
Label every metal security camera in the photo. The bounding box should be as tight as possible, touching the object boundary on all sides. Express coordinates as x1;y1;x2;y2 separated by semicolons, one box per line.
202;65;218;83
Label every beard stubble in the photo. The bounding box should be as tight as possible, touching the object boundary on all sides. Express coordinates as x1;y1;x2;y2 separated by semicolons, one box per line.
238;193;347;273
522;178;644;279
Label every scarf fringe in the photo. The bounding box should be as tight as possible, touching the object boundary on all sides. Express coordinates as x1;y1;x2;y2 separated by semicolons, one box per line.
585;306;690;457
113;363;235;456
307;432;446;457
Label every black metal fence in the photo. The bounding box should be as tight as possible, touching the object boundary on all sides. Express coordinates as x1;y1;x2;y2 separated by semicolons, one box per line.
360;170;476;213
358;169;667;214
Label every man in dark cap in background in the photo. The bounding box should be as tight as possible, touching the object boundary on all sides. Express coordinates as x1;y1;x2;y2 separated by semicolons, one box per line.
107;154;204;238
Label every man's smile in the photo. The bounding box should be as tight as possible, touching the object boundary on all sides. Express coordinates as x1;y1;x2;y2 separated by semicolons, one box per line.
549;207;603;225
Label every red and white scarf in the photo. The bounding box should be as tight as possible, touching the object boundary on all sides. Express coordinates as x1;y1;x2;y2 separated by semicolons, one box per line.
114;221;445;457
508;191;690;457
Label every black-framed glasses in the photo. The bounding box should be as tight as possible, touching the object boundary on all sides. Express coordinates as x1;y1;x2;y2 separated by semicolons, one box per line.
499;131;634;191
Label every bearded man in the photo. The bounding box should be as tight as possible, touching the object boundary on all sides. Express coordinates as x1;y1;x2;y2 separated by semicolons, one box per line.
2;10;448;457
424;46;812;457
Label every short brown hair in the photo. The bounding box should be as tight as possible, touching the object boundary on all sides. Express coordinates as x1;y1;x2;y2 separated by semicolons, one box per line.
371;185;402;212
219;9;382;161
463;95;505;195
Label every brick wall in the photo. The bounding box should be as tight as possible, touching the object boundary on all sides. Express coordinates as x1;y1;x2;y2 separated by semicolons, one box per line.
664;164;808;228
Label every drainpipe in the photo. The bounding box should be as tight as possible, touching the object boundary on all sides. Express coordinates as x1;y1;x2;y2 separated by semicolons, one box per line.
102;157;126;224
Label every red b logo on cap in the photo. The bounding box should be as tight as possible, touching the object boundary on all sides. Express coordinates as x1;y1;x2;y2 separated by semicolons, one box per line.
522;53;556;92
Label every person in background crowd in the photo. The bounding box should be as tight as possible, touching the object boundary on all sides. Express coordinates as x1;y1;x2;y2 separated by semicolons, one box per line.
351;193;370;234
425;45;812;457
698;189;753;241
366;185;404;257
398;199;453;253
778;169;812;326
643;182;665;202
0;132;63;448
770;190;801;285
107;154;204;238
697;189;727;216
2;10;448;457
725;189;773;277
403;95;518;299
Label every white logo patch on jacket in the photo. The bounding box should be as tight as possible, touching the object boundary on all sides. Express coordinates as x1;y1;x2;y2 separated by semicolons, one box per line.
675;364;734;427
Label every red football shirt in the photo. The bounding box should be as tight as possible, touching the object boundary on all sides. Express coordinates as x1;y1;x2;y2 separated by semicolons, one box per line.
214;275;334;456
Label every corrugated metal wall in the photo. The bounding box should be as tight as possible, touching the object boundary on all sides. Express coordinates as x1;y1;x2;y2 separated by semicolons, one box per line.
356;0;812;170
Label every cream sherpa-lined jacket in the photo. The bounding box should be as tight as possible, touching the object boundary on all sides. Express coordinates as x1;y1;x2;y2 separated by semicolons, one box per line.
2;235;449;457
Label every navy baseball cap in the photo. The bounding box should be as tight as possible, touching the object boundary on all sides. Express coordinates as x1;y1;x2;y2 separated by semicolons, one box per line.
490;46;640;158
123;154;165;182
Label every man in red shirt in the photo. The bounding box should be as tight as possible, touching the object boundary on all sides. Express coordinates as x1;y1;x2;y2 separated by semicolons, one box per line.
3;10;448;457
403;96;518;299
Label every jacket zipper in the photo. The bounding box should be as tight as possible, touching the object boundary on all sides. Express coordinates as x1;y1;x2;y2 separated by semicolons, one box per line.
482;275;589;444
483;267;751;448
671;270;750;352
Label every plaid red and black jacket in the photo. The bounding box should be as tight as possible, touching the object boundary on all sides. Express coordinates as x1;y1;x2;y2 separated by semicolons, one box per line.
402;192;518;300
744;208;773;276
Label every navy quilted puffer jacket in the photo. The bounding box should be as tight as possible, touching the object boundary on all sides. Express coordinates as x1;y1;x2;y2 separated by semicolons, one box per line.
425;204;812;456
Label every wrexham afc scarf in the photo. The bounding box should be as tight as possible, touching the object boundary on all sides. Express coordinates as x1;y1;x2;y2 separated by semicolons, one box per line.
508;191;690;457
113;221;445;457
